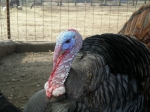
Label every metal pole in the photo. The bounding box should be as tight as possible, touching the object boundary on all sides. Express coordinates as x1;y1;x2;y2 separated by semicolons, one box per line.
6;0;11;39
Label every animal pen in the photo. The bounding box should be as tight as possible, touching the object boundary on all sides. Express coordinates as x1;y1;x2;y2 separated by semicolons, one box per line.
1;0;149;41
0;0;149;111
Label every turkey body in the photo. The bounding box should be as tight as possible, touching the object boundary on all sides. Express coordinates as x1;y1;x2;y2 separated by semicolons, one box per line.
24;33;150;112
0;91;22;112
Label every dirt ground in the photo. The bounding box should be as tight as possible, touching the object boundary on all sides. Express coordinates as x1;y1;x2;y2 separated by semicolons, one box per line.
0;52;53;111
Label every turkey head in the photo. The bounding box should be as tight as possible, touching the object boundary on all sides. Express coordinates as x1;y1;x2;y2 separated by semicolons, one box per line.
45;29;83;98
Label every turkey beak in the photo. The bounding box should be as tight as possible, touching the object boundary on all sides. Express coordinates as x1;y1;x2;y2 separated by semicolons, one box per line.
53;45;61;69
53;45;66;70
58;50;66;57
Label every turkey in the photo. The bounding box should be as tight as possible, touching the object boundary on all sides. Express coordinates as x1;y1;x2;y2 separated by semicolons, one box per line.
0;91;22;112
118;2;150;49
24;29;150;112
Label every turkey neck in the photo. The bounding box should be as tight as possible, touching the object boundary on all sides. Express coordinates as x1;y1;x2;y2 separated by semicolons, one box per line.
48;50;74;86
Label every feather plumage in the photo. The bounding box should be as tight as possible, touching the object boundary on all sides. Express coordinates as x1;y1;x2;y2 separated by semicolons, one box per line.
24;33;150;112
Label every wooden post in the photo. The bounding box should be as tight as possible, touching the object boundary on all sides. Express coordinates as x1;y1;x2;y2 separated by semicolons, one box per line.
6;0;11;39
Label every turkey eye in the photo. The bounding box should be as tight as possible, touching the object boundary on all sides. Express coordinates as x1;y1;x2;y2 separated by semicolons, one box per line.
65;39;70;43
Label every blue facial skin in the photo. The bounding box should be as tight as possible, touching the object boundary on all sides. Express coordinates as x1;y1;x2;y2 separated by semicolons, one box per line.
56;31;75;50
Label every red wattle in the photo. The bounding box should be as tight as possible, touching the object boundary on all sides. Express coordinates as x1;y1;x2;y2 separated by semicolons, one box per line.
46;90;52;98
46;50;69;97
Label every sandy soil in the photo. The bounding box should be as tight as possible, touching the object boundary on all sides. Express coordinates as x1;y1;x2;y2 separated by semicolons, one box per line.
0;52;53;111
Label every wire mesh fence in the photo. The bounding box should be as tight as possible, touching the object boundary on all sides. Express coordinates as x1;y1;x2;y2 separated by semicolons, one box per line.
0;0;149;41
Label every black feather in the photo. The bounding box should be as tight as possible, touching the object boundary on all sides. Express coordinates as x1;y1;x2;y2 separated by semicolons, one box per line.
24;33;150;112
0;91;22;112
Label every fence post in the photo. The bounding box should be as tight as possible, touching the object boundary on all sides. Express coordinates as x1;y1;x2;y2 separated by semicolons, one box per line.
6;0;11;39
